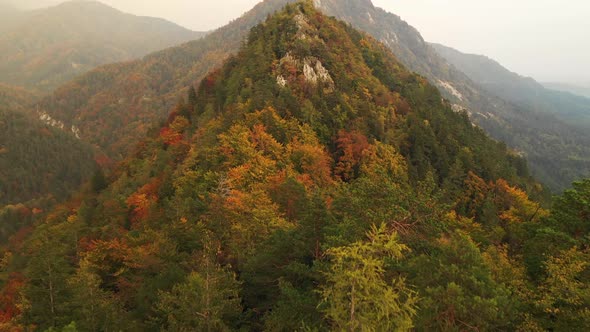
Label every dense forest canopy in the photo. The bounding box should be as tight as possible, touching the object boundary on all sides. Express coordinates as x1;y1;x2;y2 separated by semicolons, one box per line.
2;3;589;331
0;108;96;206
0;83;38;111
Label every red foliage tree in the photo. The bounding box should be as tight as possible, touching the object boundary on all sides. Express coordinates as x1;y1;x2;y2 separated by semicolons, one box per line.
334;130;371;181
0;273;24;323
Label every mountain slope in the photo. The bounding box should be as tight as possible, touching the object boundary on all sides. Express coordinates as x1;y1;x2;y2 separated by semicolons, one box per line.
32;0;589;190
0;0;205;92
33;0;294;158
2;3;557;330
31;0;492;158
432;43;590;128
0;106;96;206
428;43;590;190
0;83;39;112
311;1;590;191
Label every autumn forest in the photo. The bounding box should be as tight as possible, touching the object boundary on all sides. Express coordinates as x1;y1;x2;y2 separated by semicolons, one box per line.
0;1;589;331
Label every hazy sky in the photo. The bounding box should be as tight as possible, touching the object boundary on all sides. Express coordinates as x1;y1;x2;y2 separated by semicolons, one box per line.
7;0;590;83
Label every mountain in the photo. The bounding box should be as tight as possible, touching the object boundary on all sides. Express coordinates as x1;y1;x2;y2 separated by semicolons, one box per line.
33;0;294;158
312;1;590;192
431;43;590;129
37;0;483;158
428;43;590;190
30;0;590;191
0;0;205;92
4;3;579;331
543;82;590;99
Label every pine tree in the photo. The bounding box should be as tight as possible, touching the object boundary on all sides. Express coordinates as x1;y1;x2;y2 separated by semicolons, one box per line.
153;240;242;332
188;85;198;107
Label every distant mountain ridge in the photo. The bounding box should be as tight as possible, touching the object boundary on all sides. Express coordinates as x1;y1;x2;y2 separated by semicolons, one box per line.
431;43;590;128
0;0;206;92
543;82;590;99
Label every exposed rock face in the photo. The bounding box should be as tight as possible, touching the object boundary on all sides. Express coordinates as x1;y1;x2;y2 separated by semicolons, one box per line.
274;11;335;90
39;111;65;129
276;75;287;87
294;13;311;31
71;125;81;139
303;58;333;85
275;52;334;89
438;80;464;101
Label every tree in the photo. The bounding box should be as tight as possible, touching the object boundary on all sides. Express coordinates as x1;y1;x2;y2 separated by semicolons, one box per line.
66;258;129;331
154;256;242;332
188;85;198;107
44;321;78;332
21;223;77;330
320;224;417;331
547;179;590;239
408;231;518;330
535;247;590;330
90;167;108;193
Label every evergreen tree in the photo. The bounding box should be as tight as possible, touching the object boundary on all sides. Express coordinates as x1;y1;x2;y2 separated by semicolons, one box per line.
153;254;242;331
320;224;417;331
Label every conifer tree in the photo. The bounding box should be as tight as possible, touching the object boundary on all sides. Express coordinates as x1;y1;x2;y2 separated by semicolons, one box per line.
320;224;416;331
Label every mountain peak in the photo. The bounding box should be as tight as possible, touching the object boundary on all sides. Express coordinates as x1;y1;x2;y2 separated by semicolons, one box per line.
38;0;119;13
314;0;375;10
0;0;202;92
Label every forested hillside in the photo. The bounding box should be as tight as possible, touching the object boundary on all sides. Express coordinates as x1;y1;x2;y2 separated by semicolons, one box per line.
312;0;590;192
0;108;96;206
430;43;590;190
0;77;95;249
0;83;38;111
5;4;589;331
0;0;205;92
31;0;589;191
0;103;97;248
32;0;294;159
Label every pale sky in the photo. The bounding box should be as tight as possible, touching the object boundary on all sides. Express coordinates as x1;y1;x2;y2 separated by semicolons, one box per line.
6;0;590;84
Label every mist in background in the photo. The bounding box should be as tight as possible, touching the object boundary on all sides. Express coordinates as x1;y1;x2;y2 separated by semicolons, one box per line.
3;0;589;84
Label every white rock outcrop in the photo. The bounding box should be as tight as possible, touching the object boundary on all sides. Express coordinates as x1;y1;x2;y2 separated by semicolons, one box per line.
276;75;287;87
275;52;334;90
438;80;464;101
39;111;65;130
303;58;333;85
71;125;81;139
